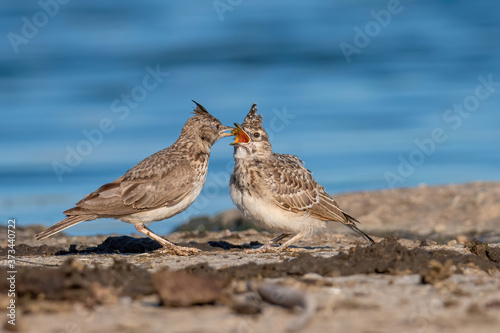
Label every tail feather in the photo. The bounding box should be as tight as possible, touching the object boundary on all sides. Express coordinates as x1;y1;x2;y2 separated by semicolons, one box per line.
36;215;97;240
343;213;375;244
344;223;375;244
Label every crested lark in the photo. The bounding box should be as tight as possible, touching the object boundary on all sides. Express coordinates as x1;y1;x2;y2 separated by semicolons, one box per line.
37;101;233;255
229;104;374;252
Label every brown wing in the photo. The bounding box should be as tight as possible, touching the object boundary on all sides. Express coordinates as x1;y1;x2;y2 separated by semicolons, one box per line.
269;154;374;243
308;191;350;223
269;154;318;212
269;154;349;224
64;159;197;216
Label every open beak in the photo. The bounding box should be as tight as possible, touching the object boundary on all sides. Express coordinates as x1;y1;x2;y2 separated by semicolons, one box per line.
218;125;235;138
230;123;251;146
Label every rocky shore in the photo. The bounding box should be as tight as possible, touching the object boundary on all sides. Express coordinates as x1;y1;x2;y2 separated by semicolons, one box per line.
1;182;499;333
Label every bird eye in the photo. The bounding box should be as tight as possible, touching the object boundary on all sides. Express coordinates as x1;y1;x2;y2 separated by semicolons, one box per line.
253;132;260;138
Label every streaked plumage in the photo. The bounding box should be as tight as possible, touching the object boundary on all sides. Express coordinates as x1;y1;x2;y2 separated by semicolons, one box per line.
229;104;374;252
37;101;233;255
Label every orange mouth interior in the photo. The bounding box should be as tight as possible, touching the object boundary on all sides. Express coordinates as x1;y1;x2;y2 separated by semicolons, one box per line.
231;125;251;145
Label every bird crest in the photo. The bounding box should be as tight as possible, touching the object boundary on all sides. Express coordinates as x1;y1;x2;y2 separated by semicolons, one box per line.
192;100;219;122
242;103;263;128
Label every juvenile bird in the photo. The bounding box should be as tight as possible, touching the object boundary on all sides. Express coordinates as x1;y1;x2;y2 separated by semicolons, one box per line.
229;104;374;252
37;101;233;255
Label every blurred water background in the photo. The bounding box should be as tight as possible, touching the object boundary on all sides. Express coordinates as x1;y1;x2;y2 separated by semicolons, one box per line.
1;0;499;236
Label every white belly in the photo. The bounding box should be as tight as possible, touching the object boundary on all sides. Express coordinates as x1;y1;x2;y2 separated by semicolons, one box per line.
229;183;325;235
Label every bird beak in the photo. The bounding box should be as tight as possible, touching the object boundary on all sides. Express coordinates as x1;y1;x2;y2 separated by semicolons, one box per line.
218;125;235;138
230;123;251;146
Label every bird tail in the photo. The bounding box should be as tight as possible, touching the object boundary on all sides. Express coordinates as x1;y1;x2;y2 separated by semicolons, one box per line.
36;215;97;240
343;213;375;244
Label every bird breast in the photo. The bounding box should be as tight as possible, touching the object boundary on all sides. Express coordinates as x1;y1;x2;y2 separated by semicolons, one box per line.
230;159;324;235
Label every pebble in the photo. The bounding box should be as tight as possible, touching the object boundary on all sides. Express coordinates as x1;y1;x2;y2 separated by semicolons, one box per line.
434;224;447;233
302;273;324;281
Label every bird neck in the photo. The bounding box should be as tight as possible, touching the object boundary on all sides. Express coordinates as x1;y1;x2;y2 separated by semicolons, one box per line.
172;130;212;156
233;145;272;162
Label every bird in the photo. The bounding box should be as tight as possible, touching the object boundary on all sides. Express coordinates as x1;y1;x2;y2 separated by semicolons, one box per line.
229;104;374;252
36;101;234;255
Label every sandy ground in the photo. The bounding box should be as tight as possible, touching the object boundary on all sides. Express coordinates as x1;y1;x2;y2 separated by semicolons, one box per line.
1;182;500;333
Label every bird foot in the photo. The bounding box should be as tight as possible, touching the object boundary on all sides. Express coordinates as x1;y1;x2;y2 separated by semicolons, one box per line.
278;246;301;253
156;245;201;256
244;245;302;254
244;243;279;254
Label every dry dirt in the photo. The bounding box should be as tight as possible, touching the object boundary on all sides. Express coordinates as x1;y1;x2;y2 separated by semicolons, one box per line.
1;182;500;333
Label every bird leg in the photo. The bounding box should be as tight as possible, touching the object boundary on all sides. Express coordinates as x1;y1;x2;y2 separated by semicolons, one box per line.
135;224;200;255
276;232;307;252
245;233;290;253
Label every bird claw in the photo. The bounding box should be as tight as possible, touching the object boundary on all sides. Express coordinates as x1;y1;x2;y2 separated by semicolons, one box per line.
278;247;301;253
244;244;302;254
156;245;201;256
244;243;279;254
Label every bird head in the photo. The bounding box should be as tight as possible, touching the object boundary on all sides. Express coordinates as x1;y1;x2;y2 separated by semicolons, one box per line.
184;101;234;146
230;103;272;156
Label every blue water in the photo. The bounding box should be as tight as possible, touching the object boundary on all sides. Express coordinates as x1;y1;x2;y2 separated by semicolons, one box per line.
1;0;499;236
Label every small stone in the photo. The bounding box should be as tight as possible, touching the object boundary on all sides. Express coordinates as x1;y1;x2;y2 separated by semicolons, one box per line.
447;240;458;246
419;239;429;247
231;293;262;315
467;303;482;314
302;273;323;281
424;239;438;246
152;270;224;307
434;224;446;233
